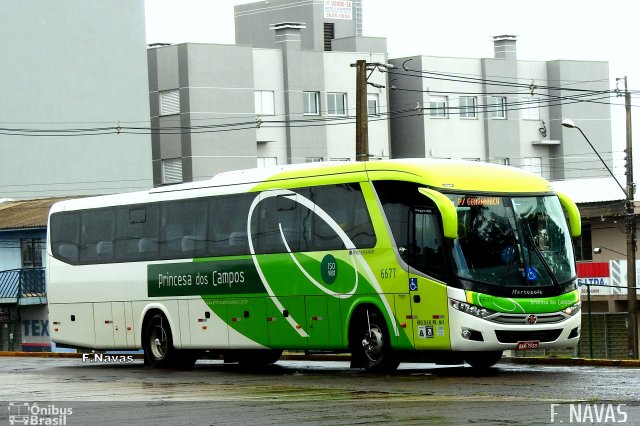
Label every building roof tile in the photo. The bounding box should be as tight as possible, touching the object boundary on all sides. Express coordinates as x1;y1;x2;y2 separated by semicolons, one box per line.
0;198;69;231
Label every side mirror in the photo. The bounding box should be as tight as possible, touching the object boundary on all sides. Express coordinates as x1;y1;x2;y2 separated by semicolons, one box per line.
418;187;458;239
557;192;581;238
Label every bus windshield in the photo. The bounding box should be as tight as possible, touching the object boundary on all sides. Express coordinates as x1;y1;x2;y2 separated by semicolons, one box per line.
447;194;576;288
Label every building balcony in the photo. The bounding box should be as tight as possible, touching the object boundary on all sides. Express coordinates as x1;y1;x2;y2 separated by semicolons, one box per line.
0;268;46;305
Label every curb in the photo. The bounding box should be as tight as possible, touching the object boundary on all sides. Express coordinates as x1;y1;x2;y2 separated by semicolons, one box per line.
1;351;639;367
0;352;144;359
506;356;640;368
0;351;84;358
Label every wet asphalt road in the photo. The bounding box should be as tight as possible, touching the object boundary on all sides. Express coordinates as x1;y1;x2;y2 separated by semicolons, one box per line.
1;356;639;425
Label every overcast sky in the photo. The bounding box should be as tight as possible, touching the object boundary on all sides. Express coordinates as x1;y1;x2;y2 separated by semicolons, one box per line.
145;0;639;182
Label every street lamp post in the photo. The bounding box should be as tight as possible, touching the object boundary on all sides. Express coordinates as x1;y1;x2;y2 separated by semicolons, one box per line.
562;119;638;359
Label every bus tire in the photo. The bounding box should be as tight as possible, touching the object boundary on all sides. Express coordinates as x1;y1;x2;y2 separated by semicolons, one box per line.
463;350;503;369
143;312;180;369
350;307;399;373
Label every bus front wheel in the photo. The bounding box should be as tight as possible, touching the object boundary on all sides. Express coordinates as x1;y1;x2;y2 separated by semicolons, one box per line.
350;307;399;373
463;350;503;369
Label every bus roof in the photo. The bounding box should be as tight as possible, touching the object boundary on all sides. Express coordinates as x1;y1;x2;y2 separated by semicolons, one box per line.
51;159;553;213
154;158;552;194
364;159;553;193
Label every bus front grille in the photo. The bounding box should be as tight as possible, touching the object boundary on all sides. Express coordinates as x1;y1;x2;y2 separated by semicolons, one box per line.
495;329;562;343
488;312;567;325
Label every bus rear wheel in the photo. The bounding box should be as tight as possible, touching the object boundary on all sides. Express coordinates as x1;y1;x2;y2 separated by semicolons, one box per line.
350;307;399;373
144;313;196;369
463;350;503;369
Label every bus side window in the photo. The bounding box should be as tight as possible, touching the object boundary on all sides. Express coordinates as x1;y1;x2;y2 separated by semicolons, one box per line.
374;180;445;278
250;193;310;254
208;193;254;257
80;209;115;264
307;183;376;250
409;208;445;280
50;212;80;264
115;205;159;261
160;199;207;258
250;195;279;254
373;180;421;253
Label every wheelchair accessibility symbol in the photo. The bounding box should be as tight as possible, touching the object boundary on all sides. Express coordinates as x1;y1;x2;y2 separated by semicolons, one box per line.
409;278;418;291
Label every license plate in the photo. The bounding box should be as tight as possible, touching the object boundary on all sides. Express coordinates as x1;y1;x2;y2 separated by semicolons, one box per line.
517;340;540;350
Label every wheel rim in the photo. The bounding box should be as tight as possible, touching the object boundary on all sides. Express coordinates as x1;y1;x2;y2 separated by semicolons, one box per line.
150;324;168;360
362;326;384;362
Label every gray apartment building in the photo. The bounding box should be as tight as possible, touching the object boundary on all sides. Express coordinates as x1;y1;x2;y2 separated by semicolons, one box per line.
389;35;612;181
148;0;390;185
0;0;153;199
148;1;613;185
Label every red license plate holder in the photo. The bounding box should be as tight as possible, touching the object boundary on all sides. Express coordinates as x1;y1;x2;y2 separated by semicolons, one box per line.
516;340;540;350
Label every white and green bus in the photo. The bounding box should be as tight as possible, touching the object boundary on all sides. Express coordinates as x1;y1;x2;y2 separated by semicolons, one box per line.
47;159;582;371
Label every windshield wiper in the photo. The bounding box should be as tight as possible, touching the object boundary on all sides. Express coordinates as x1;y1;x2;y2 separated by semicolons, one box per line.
521;221;560;288
497;238;520;286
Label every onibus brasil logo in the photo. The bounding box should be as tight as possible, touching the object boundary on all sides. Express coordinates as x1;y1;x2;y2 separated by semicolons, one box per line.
8;402;73;425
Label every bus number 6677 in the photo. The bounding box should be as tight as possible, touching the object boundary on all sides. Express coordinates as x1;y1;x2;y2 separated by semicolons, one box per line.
380;268;396;279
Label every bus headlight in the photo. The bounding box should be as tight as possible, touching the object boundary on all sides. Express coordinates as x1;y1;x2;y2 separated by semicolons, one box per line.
562;302;581;316
449;299;496;319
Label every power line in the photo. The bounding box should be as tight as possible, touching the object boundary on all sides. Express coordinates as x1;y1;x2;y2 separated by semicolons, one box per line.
0;89;619;137
389;64;617;93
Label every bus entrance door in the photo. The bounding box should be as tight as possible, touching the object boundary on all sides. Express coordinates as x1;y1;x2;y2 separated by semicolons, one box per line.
408;273;450;350
407;207;450;350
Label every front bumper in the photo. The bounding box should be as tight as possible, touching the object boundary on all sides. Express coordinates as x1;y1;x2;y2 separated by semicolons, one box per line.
447;287;581;352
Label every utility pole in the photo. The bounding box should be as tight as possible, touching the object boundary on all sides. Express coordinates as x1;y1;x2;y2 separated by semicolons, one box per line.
354;60;368;161
351;60;391;161
563;76;637;358
620;76;638;358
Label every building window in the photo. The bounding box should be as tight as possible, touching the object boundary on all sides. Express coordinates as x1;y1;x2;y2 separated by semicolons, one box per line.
324;23;334;51
490;96;507;119
498;157;510;166
574;223;592;261
254;90;275;116
522;157;542;176
327;92;347;116
303;91;320;115
521;97;540;120
161;158;183;184
21;239;44;268
306;157;323;163
429;96;448;118
459;96;477;119
159;89;180;116
367;94;379;116
329;158;351;162
257;157;277;168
